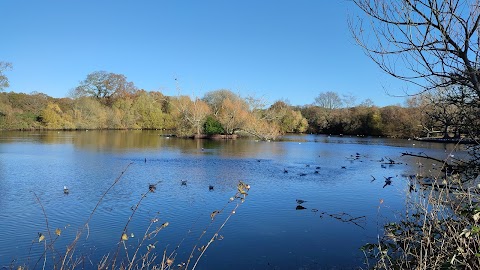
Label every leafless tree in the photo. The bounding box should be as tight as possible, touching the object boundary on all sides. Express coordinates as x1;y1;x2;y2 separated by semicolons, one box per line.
351;0;480;95
351;2;480;268
0;61;12;91
315;91;343;109
351;0;480;138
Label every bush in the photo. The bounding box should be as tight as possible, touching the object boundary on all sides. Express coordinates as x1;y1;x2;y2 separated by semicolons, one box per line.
203;115;224;135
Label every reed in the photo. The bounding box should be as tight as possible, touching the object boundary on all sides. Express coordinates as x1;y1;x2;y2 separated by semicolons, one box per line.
362;149;480;269
12;163;250;270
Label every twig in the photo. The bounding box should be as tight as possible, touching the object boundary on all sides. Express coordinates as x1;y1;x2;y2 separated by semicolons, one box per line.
191;203;241;270
60;162;133;270
186;181;249;269
112;178;162;269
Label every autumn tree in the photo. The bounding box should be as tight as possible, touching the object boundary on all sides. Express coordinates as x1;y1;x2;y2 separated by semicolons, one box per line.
357;105;383;135
202;89;244;116
109;95;135;129
0;92;47;129
170;96;211;137
299;105;329;133
0;62;12;91
131;91;168;129
379;105;420;138
217;97;250;135
72;71;137;106
0;92;15;129
71;97;108;129
242;114;280;141
41;102;74;129
267;101;308;133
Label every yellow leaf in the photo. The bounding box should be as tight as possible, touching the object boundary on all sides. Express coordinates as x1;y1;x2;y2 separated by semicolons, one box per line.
121;233;128;241
55;228;61;236
38;233;45;242
210;210;220;220
473;212;480;222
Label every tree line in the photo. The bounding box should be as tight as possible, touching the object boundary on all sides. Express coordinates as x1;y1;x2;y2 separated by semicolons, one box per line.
0;70;306;140
0;68;469;140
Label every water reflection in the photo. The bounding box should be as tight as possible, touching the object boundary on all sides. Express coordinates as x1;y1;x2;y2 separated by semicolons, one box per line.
0;131;469;269
0;130;291;161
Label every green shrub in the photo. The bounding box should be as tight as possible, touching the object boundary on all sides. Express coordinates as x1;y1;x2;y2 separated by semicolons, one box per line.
203;115;224;135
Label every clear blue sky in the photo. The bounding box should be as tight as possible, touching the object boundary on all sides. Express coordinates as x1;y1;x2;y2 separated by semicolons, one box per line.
0;0;412;107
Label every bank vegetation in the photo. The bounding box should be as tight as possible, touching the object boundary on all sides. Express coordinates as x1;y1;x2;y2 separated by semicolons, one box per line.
1;71;469;141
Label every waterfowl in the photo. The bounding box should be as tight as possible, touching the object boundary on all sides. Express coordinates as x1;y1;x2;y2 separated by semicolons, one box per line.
149;184;156;192
386;157;396;164
283;168;288;173
383;176;393;188
63;186;69;194
181;180;187;186
296;199;307;204
209;185;214;191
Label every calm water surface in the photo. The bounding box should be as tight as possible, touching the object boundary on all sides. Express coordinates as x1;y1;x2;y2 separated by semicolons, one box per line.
0;131;465;269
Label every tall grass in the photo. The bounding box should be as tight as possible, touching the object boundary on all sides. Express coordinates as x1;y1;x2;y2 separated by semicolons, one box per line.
362;150;480;269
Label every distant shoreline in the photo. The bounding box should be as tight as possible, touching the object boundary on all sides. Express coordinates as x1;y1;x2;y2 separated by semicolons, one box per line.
414;137;478;144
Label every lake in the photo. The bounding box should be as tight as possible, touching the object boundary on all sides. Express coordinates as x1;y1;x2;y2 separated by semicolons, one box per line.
0;130;465;269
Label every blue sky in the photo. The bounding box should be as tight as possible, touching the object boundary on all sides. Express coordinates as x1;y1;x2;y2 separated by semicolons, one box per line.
1;0;413;107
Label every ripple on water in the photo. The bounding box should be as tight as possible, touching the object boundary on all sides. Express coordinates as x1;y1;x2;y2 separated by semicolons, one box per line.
0;132;462;269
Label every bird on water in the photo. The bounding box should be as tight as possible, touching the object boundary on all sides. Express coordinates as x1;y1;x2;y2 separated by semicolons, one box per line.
296;199;307;205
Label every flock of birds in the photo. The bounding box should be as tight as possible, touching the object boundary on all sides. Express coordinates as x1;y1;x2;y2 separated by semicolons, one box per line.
61;157;218;195
290;152;410;227
283;165;322;175
280;152;401;190
147;180;215;193
64;179;216;195
63;153;403;197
